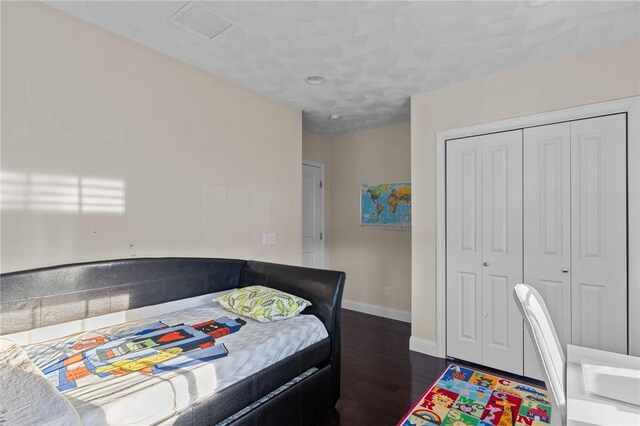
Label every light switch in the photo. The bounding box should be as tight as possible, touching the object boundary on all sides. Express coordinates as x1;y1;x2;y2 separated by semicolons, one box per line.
262;233;277;246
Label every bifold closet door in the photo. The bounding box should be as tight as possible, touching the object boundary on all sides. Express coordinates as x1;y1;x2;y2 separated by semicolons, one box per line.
571;114;627;354
446;130;523;374
446;135;483;364
523;122;572;380
480;131;523;374
523;114;627;380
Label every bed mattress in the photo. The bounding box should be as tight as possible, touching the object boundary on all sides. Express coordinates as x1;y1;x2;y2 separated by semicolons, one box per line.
24;302;329;425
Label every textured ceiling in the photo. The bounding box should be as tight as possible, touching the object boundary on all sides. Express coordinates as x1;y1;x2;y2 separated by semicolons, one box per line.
48;1;640;137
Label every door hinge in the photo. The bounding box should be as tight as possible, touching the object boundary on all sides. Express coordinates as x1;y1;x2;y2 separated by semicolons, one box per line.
320;180;323;188
320;232;323;240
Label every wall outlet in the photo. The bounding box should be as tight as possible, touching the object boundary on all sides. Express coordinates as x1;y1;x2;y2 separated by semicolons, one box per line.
384;286;391;296
262;233;277;246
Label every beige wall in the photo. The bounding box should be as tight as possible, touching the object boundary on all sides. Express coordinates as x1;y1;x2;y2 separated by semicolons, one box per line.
411;40;640;343
1;2;302;273
302;130;330;165
305;122;412;313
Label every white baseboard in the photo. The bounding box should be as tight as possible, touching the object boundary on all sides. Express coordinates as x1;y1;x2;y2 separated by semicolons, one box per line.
341;299;411;323
409;336;439;357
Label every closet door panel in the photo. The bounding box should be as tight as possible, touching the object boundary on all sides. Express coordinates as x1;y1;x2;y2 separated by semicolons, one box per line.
481;130;524;374
571;114;627;354
523;123;572;379
446;136;483;363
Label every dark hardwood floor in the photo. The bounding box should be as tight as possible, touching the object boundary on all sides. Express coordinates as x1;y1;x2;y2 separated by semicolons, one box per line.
320;309;545;426
320;309;447;425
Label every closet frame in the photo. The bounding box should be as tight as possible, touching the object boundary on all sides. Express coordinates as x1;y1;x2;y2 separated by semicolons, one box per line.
433;96;640;361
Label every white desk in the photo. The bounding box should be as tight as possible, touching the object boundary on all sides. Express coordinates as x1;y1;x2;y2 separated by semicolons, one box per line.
567;344;640;426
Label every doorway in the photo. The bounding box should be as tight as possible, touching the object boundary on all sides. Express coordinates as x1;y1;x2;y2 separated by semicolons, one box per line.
302;160;325;268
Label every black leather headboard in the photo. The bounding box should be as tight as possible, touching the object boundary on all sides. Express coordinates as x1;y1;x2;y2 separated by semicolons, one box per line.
0;258;345;339
0;258;246;334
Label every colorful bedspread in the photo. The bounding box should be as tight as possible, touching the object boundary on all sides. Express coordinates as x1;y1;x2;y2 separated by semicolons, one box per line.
24;304;328;425
39;317;246;392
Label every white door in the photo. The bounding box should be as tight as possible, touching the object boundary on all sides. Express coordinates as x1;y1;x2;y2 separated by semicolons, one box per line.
571;114;627;354
523;122;572;380
480;130;523;374
446;136;484;364
446;130;523;374
302;161;324;268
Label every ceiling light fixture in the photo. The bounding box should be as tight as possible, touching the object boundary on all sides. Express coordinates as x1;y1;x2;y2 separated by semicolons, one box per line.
306;75;326;85
329;114;343;121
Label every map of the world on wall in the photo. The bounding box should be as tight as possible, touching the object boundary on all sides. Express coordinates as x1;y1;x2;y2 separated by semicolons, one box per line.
360;183;411;230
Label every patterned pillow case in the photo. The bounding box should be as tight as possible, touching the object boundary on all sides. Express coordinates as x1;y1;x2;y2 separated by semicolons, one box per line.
215;285;312;323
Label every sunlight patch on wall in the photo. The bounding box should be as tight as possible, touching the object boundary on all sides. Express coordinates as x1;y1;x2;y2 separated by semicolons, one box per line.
29;173;80;212
0;171;125;214
81;177;126;213
0;171;28;211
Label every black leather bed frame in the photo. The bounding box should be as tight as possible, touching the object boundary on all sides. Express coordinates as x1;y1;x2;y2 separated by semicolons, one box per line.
0;258;346;425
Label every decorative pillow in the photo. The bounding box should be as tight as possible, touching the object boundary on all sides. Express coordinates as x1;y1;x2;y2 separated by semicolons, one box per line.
215;285;312;323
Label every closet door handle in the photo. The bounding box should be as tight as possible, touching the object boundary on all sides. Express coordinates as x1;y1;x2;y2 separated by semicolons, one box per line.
562;268;569;273
483;262;489;267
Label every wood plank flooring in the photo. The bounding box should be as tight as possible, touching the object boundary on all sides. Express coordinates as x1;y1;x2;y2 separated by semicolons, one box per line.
320;309;545;425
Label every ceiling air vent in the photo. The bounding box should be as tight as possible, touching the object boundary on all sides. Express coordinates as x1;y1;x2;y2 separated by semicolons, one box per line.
168;2;234;40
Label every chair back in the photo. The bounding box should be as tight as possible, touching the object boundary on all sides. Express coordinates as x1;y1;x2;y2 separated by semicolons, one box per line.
513;283;566;425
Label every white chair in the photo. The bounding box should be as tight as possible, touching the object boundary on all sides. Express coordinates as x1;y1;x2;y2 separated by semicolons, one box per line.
513;283;566;426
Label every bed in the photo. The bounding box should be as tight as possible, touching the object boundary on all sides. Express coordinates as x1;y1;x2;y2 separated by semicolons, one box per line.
0;258;346;425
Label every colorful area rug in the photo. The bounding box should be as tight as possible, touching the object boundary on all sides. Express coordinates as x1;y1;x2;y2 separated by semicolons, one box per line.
398;364;552;426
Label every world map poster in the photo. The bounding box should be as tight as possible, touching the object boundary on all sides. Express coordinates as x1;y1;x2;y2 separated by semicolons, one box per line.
360;182;411;230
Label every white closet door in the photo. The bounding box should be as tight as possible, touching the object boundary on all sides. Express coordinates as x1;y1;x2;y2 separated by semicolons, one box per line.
571;114;627;354
480;130;524;374
523;123;572;380
446;136;483;364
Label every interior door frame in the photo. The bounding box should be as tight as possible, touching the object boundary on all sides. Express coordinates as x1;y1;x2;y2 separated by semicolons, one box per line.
434;96;640;358
302;159;325;268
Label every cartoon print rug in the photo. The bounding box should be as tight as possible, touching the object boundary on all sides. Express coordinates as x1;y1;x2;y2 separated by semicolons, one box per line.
398;364;551;426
